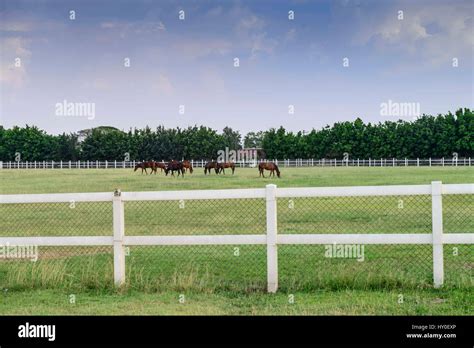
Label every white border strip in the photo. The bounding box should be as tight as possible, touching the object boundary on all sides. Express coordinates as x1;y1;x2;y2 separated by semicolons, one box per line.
278;233;433;244
0;236;113;246
1;184;471;204
122;188;266;201
276;185;432;198
123;234;266;245
0;192;114;204
443;233;474;244
0;234;471;246
443;184;474;195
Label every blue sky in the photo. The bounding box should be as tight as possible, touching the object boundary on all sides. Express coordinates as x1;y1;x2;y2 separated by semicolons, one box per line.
0;0;472;135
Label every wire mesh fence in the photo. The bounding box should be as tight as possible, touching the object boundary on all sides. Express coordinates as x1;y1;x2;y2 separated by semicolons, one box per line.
443;244;474;287
0;202;112;236
278;245;434;291
0;202;113;290
442;195;474;287
126;245;266;292
277;195;432;234
0;246;113;290
124;199;266;236
0;188;472;292
123;199;267;291
277;195;436;290
443;194;474;233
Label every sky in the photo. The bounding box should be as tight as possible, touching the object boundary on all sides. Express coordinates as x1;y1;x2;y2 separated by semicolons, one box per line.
0;0;473;135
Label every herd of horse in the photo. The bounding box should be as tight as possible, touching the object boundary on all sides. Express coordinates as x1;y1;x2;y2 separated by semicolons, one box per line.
134;160;280;178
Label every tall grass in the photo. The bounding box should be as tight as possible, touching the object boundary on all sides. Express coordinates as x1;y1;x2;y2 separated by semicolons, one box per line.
1;244;471;293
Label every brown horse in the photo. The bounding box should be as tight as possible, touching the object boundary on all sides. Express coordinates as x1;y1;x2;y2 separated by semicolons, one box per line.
204;161;218;175
216;162;235;175
258;162;280;178
165;160;185;177
134;161;154;174
151;161;167;174
182;160;193;174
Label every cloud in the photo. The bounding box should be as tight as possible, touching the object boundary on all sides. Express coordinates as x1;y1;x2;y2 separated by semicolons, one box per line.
81;78;112;91
1;37;32;57
99;20;166;39
236;14;265;33
0;12;66;34
231;9;279;60
350;2;473;65
0;19;32;32
0;62;27;88
171;38;232;59
100;21;117;29
249;32;278;60
151;74;174;96
0;37;31;89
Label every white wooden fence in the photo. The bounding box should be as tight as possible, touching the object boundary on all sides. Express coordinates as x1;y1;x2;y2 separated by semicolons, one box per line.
0;158;471;169
0;182;472;292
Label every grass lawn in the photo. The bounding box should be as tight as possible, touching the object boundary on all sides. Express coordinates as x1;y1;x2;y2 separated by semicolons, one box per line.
0;166;473;194
0;167;472;315
1;288;472;315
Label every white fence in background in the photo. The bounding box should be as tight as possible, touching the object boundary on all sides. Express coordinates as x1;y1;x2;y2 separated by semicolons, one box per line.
0;158;472;169
0;182;473;292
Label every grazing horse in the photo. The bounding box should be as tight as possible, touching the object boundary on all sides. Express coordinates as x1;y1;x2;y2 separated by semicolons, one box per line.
151;161;167;174
165;160;185;177
182;160;193;174
216;162;235;175
258;162;280;178
134;161;151;174
134;162;146;174
204;161;218;175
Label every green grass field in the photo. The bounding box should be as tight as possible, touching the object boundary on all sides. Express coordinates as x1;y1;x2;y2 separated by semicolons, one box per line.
0;167;472;315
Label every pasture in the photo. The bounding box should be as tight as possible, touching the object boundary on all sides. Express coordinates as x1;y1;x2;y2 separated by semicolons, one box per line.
0;167;473;315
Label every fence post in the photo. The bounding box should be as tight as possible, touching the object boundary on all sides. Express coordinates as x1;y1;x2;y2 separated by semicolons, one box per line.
113;189;126;286
266;184;278;293
431;181;444;288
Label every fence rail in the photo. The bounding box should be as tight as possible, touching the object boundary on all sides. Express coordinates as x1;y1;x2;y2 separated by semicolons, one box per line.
0;182;472;292
0;158;472;169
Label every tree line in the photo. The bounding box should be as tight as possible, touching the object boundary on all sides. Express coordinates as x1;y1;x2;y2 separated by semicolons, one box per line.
0;108;472;161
